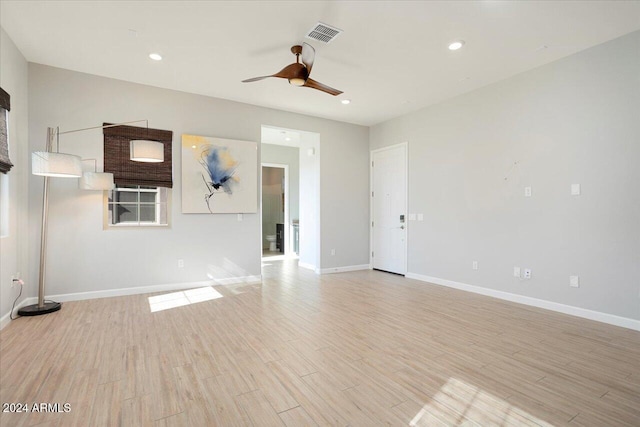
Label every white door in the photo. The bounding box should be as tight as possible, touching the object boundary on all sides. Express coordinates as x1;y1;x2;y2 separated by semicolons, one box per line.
371;143;407;275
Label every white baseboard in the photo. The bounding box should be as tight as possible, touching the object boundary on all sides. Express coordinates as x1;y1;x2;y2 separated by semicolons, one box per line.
0;276;262;330
298;262;317;272
318;264;371;275
405;272;640;331
0;296;36;330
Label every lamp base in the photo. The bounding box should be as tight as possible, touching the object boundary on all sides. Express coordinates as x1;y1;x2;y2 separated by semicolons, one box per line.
17;302;62;316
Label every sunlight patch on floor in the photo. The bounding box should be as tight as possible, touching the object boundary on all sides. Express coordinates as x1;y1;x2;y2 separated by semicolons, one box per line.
148;286;223;313
410;377;550;426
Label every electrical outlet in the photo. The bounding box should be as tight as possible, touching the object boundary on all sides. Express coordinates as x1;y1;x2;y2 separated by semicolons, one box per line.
513;267;521;278
330;249;336;256
10;272;20;287
570;275;580;288
523;269;532;279
472;261;478;270
177;259;184;268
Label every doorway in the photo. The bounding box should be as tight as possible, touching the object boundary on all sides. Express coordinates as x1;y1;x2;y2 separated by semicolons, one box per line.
371;142;408;275
261;164;288;257
261;125;319;269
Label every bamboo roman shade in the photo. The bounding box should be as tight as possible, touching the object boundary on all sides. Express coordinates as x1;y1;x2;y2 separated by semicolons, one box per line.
0;87;13;174
103;123;173;188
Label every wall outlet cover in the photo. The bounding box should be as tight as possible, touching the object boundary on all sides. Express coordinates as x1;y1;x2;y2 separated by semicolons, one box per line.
409;213;417;221
524;186;532;197
417;213;424;221
513;267;521;278
571;184;581;196
524;269;532;279
570;275;580;287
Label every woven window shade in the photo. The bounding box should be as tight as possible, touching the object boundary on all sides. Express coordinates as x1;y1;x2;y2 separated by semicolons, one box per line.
0;87;13;174
103;123;173;188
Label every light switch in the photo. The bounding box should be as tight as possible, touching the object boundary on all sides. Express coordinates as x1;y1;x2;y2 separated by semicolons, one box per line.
409;213;416;221
513;267;521;278
237;213;243;221
472;261;478;270
524;186;532;197
570;275;580;288
571;184;581;196
417;213;424;221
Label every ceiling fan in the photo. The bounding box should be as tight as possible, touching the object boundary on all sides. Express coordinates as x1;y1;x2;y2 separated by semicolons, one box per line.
242;43;343;96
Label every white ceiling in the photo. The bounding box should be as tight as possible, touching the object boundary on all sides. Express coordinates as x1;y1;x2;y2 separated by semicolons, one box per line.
2;1;639;126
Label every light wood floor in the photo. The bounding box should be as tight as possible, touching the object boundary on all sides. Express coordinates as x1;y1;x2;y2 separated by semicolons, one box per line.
1;260;639;426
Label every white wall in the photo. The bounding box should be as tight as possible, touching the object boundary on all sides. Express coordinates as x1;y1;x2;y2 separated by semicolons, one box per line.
370;31;640;321
298;132;320;269
0;28;29;325
28;64;369;297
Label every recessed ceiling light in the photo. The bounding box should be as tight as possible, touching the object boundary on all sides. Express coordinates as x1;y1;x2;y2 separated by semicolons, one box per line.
191;145;196;149
149;53;163;61
285;137;291;141
341;99;351;105
448;40;465;51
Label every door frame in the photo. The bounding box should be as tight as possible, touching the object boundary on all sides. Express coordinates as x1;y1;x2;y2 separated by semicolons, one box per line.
261;163;289;256
369;142;408;274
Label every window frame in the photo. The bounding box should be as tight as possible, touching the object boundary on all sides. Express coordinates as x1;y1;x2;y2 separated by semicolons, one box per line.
104;185;170;228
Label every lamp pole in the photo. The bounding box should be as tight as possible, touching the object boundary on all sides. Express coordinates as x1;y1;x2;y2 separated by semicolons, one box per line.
18;127;62;315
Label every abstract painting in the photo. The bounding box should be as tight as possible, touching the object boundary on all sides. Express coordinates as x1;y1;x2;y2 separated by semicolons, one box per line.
182;134;258;213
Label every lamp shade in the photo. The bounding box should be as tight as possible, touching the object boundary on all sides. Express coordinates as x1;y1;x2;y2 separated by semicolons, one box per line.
130;140;164;162
79;172;115;190
32;151;83;178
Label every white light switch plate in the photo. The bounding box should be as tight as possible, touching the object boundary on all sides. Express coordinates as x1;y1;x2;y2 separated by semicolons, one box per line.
571;184;581;196
237;213;243;221
514;267;521;278
524;186;532;197
417;213;424;221
472;261;478;270
409;213;416;221
570;275;580;287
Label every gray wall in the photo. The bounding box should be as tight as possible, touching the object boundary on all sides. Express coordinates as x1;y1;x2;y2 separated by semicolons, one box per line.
370;31;640;320
28;64;369;297
0;28;29;323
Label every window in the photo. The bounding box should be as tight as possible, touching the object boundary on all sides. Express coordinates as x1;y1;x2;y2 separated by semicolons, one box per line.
107;186;168;226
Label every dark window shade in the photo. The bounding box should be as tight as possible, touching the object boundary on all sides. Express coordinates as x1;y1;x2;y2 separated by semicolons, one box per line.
0;87;13;174
103;123;173;188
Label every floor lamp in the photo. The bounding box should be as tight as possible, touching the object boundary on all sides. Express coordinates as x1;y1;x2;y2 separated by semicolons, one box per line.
18;121;164;316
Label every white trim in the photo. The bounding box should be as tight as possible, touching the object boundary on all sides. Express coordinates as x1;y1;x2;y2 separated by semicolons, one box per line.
298;261;317;272
0;276;263;330
318;264;371;274
1;297;36;330
370;142;408;274
406;272;640;331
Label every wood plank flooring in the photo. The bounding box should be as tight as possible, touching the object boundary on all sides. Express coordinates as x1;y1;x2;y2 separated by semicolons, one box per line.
1;260;639;426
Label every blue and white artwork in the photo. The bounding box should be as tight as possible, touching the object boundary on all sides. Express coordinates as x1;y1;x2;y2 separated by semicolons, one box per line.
182;134;258;213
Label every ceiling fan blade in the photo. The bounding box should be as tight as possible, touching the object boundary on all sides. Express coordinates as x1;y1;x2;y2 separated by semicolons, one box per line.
303;78;342;96
242;63;300;83
242;75;273;83
301;42;315;75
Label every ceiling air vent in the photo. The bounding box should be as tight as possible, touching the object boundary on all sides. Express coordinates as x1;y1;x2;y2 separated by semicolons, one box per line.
305;22;343;44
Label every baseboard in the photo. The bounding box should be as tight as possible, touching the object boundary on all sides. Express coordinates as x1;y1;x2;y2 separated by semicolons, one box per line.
0;296;36;330
0;276;262;330
318;264;371;274
298;262;317;272
405;273;640;331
